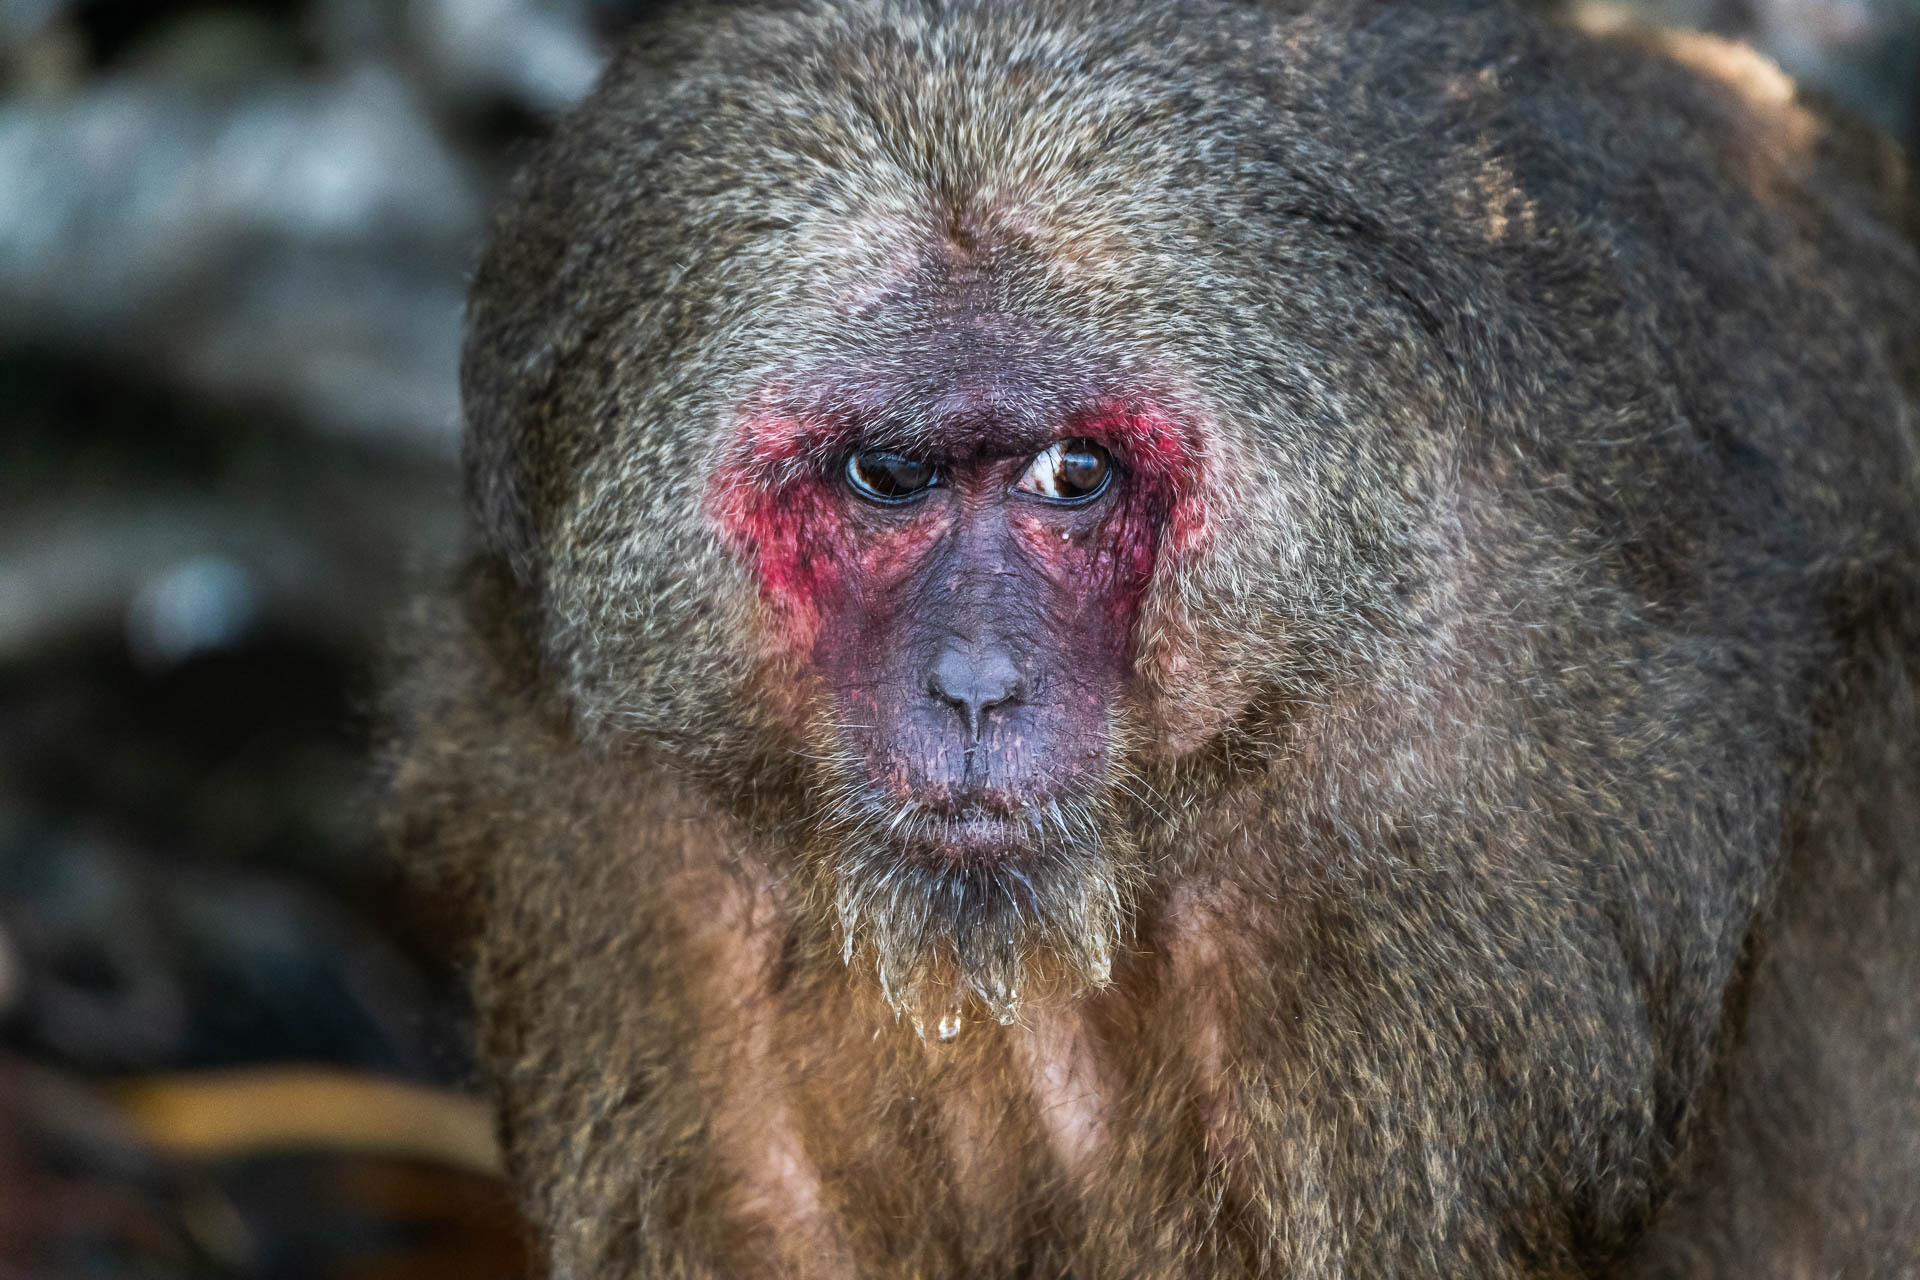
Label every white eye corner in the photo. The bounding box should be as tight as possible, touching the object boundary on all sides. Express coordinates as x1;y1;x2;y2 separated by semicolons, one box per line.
1013;438;1113;504
1019;441;1074;499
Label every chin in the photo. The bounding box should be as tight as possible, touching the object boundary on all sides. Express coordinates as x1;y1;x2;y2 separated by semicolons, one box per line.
809;785;1136;1024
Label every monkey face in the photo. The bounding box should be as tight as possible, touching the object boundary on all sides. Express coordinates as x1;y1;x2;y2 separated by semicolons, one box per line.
702;379;1210;1016
718;414;1179;851
477;24;1442;1017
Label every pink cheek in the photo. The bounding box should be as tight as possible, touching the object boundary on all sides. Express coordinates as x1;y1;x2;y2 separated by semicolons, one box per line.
809;520;945;681
707;476;838;654
709;473;945;662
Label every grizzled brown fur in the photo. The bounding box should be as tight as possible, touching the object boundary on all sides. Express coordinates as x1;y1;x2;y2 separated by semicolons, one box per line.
386;0;1920;1275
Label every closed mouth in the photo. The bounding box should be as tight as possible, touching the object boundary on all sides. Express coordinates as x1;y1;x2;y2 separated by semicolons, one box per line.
863;794;1100;868
921;809;1030;863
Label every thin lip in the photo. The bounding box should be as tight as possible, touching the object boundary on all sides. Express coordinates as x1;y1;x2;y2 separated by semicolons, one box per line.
870;800;1035;849
917;812;1031;862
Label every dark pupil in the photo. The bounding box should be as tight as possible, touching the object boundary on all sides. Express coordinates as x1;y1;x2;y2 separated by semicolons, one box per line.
1055;442;1108;497
850;450;935;499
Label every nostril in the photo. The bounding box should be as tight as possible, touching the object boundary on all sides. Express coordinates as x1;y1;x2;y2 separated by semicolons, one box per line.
973;650;1024;711
927;645;1025;735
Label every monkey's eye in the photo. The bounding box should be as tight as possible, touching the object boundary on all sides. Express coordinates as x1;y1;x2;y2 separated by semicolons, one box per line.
845;449;940;503
1013;438;1113;504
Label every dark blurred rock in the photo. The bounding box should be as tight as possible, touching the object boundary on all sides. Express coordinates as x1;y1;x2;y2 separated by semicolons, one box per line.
0;832;189;1068
0;1057;200;1279
0;820;457;1077
0;627;474;1080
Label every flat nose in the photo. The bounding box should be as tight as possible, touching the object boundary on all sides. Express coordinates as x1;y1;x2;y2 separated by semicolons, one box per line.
927;644;1024;739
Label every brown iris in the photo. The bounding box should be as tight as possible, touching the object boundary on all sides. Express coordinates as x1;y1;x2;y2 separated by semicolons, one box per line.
846;450;940;503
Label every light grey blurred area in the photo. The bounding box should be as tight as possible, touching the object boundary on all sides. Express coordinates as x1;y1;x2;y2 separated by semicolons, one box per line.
0;0;640;666
0;65;478;452
0;0;605;462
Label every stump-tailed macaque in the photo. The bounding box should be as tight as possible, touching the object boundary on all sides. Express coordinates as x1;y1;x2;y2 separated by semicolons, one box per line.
387;0;1920;1274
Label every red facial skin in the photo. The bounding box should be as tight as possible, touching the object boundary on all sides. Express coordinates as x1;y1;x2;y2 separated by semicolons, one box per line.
708;395;1205;846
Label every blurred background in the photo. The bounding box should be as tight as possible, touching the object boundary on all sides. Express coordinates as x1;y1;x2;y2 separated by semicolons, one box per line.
0;0;1913;1276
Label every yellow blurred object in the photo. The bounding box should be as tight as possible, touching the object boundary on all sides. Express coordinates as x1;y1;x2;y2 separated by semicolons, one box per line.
113;1068;502;1177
